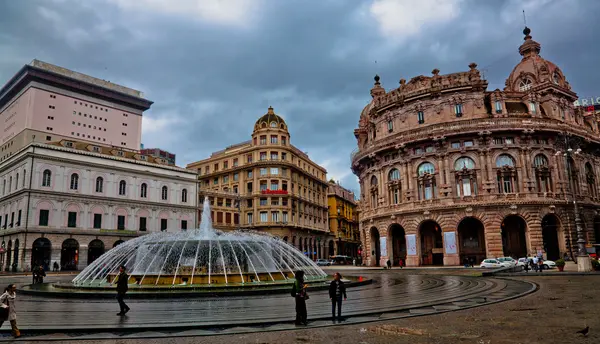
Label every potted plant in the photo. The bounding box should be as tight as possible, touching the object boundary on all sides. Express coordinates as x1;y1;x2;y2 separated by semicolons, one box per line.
555;258;566;272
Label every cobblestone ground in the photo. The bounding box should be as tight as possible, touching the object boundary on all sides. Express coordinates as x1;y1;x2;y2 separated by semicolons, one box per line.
54;273;599;344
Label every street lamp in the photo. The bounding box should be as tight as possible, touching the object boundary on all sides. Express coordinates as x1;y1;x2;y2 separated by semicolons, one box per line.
554;132;593;272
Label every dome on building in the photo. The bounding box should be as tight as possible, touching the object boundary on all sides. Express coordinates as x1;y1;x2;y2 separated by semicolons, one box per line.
255;106;287;130
505;27;571;92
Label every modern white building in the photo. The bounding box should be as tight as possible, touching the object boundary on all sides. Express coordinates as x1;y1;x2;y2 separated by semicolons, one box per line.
0;140;198;272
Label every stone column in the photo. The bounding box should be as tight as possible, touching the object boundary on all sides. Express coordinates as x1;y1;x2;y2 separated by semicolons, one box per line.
443;155;450;186
79;244;89;270
486;150;493;183
527;221;543;256
478;151;488;181
443;230;460;266
486;227;504;258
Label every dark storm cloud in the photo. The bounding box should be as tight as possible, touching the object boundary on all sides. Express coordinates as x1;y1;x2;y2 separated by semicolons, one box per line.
1;0;600;195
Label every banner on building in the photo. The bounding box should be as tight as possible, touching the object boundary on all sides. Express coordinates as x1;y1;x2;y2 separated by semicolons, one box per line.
444;232;457;254
380;237;387;257
406;235;417;256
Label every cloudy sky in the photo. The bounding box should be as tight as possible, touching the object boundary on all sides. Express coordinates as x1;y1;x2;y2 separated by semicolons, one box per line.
1;0;599;195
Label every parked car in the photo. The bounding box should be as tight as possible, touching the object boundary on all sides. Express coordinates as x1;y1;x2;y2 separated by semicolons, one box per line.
480;259;504;268
316;259;331;266
523;257;557;269
496;257;517;267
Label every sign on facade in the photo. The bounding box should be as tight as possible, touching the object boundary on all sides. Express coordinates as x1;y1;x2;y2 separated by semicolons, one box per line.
444;232;457;254
406;235;417;256
380;237;387;257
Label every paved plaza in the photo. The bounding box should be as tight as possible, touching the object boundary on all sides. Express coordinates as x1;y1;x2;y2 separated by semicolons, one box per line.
1;268;597;342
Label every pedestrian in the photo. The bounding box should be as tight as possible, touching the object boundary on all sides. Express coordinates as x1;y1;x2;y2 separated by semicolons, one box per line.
523;260;530;273
352;258;356;266
399;258;404;269
386;259;392;269
291;270;308;325
37;265;46;284
114;265;130;316
32;266;39;285
532;256;539;272
0;284;21;338
329;272;347;320
537;258;544;273
53;262;59;272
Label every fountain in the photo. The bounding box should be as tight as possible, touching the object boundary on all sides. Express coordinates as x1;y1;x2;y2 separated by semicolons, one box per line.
71;198;328;288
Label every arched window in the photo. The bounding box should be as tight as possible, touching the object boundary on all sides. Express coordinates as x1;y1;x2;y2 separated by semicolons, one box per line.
70;173;79;190
417;162;436;200
553;72;560;85
119;180;126;195
454;157;477;197
586;162;597;198
181;189;188;203
140;183;148;198
496;155;517;193
161;186;168;200
370;175;378;208
387;168;401;205
533;154;551;193
519;78;532;92
95;177;104;193
42;169;52;187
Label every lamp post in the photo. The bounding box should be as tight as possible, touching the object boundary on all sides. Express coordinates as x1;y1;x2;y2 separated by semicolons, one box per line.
554;132;593;272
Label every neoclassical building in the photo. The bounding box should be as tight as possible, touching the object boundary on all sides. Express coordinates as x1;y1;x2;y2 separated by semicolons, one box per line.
187;107;332;260
351;27;600;267
0;141;197;272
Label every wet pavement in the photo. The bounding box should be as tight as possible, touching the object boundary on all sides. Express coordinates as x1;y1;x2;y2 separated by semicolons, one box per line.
0;269;534;341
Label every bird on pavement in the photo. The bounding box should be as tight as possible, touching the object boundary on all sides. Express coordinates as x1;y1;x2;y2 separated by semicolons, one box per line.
576;326;589;336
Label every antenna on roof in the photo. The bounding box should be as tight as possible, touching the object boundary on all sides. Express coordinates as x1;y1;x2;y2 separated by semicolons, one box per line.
522;9;527;26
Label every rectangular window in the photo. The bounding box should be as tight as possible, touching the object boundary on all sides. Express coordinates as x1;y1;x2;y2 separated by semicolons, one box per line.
495;101;502;113
414;147;424;154
247;213;253;224
451;142;461;149
260;136;267;145
223;161;229;169
529;102;537;114
213;178;219;185
17;210;21;226
271;211;279;222
260;212;268;222
93;214;102;229
270;135;278;144
161;218;168;231
233;158;238;167
139;217;147;231
270;152;278;160
10;213;14;227
247;170;253;178
223;175;229;183
281;152;287;161
117;215;125;230
454;104;463;117
247;182;253;193
463;140;474;147
247;154;253;163
505;137;514;144
282;212;288;223
425;145;434;153
181;220;188;230
247;199;253;207
270;167;278;175
205;166;209;174
271;181;279;190
233;173;239;181
260;152;267;161
387;120;393;132
271;198;279;206
260;168;267;176
417;111;425;124
68;211;77;228
281;137;287;145
39;210;49;226
260;198;268;206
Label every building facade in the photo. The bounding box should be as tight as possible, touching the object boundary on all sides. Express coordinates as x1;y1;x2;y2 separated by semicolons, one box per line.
0;59;151;161
327;180;360;259
187;107;332;260
0;141;197;272
351;27;600;267
140;148;176;166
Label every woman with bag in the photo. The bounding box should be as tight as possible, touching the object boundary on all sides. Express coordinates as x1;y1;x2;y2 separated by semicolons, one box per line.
291;270;308;325
0;284;20;338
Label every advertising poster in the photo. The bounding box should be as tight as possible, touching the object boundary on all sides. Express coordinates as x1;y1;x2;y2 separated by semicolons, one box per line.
406;235;417;256
380;237;387;257
444;232;457;254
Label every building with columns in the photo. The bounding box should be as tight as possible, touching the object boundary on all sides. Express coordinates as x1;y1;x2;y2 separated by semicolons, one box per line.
187;107;332;260
0;141;197;272
327;180;360;259
351;27;600;267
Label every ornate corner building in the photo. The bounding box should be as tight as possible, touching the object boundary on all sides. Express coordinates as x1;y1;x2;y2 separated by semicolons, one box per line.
187;107;332;260
351;28;600;267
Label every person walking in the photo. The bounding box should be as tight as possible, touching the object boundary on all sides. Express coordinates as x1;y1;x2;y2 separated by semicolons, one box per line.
32;266;39;285
37;265;46;284
537;257;544;273
329;272;347;320
114;265;130;316
53;262;59;272
0;284;21;338
291;270;308;325
532;256;539;272
386;259;392;269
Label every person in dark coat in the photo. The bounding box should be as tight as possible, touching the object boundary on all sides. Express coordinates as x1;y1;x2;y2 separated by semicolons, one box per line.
36;265;46;284
291;270;308;325
329;272;347;320
53;262;59;272
114;265;130;316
